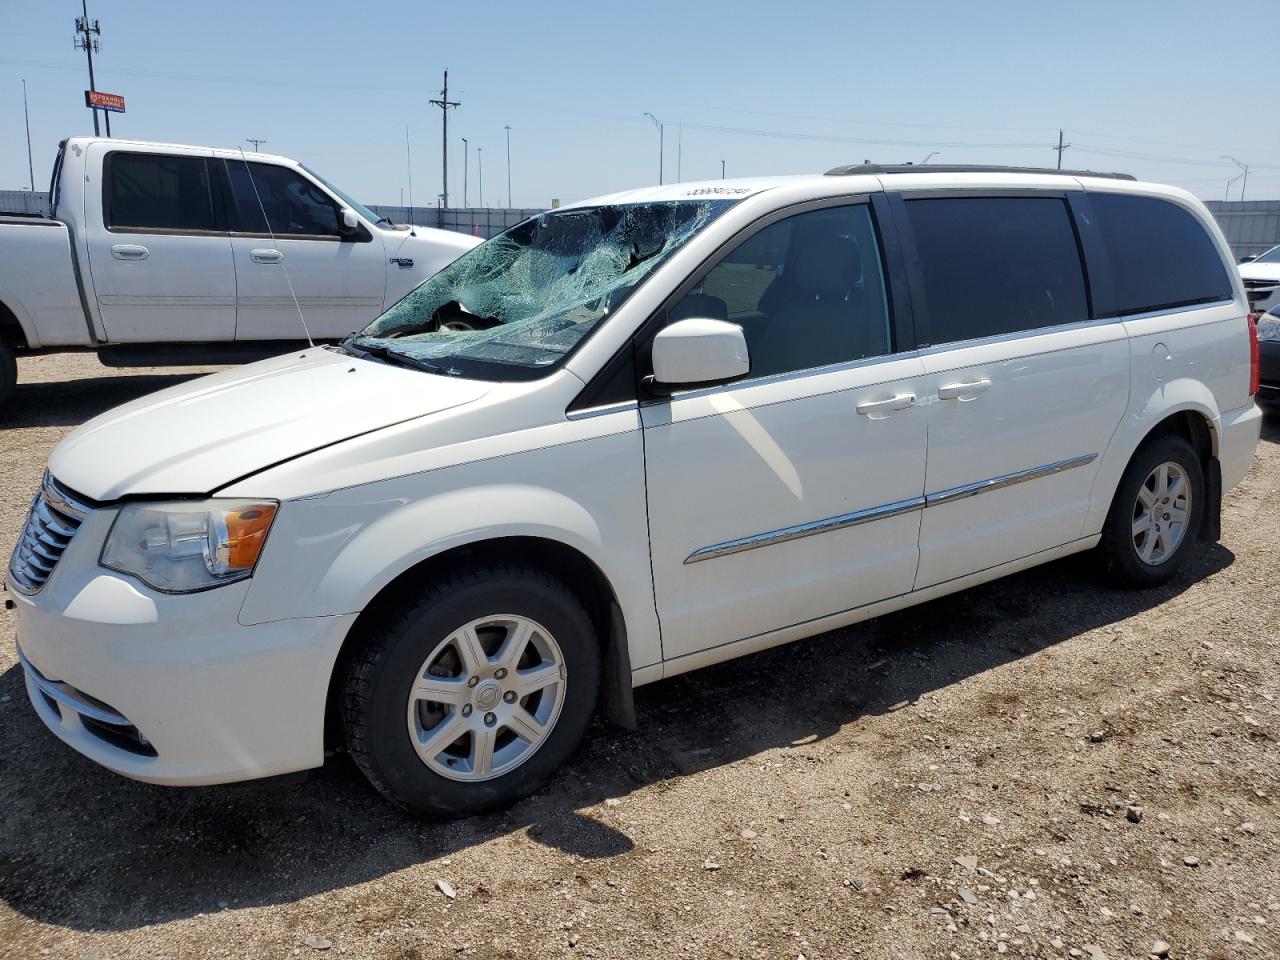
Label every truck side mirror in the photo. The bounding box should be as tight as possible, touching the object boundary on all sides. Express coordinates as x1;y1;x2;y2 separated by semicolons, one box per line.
339;207;360;236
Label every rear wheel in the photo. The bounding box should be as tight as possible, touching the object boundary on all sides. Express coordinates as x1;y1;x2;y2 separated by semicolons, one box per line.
341;565;600;817
1097;435;1204;587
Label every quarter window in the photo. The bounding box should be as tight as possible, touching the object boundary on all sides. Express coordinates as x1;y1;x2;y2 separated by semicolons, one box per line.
104;152;215;232
670;204;893;379
904;196;1089;344
1088;193;1232;315
225;160;340;237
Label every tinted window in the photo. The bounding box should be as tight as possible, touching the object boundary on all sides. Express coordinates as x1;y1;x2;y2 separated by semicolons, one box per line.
105;152;215;232
671;204;892;379
1089;193;1232;315
226;160;339;237
905;197;1088;344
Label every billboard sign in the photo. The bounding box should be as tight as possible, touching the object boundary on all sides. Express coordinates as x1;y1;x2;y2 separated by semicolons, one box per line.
85;90;125;113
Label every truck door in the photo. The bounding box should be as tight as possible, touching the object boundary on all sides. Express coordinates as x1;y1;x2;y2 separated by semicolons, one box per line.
221;159;387;341
83;143;236;342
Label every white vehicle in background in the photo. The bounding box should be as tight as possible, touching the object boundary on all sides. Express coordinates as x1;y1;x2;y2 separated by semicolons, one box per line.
0;136;480;408
8;164;1262;818
1235;243;1280;312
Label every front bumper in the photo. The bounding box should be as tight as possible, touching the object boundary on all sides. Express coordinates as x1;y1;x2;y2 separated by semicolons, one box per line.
9;506;356;786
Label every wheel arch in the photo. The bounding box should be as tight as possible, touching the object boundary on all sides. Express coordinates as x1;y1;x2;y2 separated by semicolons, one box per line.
0;291;34;349
323;534;636;751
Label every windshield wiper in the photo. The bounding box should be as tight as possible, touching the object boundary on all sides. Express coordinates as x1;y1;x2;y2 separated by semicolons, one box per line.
339;337;445;375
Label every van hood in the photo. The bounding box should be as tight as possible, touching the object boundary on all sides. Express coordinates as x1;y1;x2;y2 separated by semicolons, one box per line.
48;348;488;501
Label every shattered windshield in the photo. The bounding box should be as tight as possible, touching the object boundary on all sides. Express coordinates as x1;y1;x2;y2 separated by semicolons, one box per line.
350;199;736;379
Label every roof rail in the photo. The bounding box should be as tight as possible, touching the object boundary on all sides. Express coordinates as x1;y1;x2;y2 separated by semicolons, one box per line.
824;162;1136;181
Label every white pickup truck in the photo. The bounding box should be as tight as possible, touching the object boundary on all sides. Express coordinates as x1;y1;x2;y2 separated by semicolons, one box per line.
0;136;480;407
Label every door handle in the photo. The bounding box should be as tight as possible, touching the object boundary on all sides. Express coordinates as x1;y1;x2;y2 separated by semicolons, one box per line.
250;248;283;264
110;244;149;261
855;393;916;417
937;378;992;401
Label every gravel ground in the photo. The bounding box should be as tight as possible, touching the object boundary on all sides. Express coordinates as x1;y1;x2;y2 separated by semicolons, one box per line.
0;352;1277;960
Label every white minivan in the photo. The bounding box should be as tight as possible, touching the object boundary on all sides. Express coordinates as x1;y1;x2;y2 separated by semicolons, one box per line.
8;164;1263;817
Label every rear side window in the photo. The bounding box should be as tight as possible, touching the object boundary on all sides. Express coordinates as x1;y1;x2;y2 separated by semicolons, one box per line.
1088;193;1232;316
225;160;340;237
904;196;1089;344
104;152;215;232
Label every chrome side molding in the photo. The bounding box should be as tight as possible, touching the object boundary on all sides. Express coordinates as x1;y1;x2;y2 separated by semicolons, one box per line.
685;497;926;564
924;453;1098;508
684;453;1098;564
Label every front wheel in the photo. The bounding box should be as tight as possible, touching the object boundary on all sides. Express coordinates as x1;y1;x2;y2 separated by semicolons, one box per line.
341;565;600;818
1097;434;1205;588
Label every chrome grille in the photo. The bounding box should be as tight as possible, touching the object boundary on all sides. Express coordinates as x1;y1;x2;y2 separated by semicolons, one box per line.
8;473;89;594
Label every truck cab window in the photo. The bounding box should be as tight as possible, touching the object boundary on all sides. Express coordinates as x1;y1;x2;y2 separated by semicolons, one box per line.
105;152;215;232
226;161;340;238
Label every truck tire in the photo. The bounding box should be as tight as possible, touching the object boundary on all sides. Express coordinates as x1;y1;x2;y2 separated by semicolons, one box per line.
1097;434;1205;588
0;341;16;411
341;564;600;818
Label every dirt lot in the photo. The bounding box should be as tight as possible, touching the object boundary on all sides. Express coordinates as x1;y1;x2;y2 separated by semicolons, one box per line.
0;352;1276;960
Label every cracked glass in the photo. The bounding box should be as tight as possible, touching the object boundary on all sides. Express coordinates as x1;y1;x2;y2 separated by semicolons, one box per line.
349;200;737;380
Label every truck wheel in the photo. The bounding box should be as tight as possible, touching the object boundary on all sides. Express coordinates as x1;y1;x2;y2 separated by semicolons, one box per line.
1097;434;1205;588
341;565;600;818
0;341;15;411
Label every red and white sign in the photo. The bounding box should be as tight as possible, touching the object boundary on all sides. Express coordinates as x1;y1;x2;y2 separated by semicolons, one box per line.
85;90;126;113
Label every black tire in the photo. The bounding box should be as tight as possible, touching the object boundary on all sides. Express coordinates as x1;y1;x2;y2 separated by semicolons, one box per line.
1097;434;1205;588
341;565;600;818
0;341;15;412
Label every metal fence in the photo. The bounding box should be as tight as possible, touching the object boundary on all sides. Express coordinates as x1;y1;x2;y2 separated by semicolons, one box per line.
0;190;48;215
1203;201;1280;260
367;205;544;239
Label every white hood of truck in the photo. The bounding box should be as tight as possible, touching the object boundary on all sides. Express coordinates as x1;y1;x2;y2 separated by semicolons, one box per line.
49;348;488;501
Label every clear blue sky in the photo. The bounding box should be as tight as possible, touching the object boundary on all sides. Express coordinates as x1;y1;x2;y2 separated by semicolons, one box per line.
3;0;1278;208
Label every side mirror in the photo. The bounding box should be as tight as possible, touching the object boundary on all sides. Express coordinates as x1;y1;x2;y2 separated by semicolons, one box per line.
648;317;749;393
339;207;360;235
1239;255;1258;264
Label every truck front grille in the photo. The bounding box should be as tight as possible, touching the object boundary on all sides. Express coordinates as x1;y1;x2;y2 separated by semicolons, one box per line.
8;472;89;594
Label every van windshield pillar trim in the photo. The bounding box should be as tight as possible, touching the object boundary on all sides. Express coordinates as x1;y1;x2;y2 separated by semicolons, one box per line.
684;453;1098;564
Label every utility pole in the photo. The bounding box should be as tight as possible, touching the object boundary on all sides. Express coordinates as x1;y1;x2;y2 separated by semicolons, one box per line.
405;125;414;225
23;79;35;191
1053;129;1071;170
677;121;682;182
721;159;725;179
477;147;484;207
245;138;266;151
644;112;664;184
74;1;105;137
429;70;460;209
504;125;512;208
461;137;469;207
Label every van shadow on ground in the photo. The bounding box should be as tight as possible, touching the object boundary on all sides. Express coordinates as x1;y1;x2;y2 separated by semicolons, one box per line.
0;533;1238;932
2;372;210;429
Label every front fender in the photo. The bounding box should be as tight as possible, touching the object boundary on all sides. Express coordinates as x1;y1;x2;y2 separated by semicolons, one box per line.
316;483;607;616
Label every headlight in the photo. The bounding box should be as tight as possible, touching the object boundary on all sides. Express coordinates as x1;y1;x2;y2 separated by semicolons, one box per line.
101;500;278;593
1259;312;1280;342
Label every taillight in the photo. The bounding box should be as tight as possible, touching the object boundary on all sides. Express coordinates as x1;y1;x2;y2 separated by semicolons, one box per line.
1248;313;1260;396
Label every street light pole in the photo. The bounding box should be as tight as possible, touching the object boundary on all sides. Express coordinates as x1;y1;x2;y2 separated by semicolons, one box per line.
1223;155;1249;202
920;151;939;165
23;79;35;191
478;147;484;207
505;125;512;208
643;112;664;185
461;137;468;207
